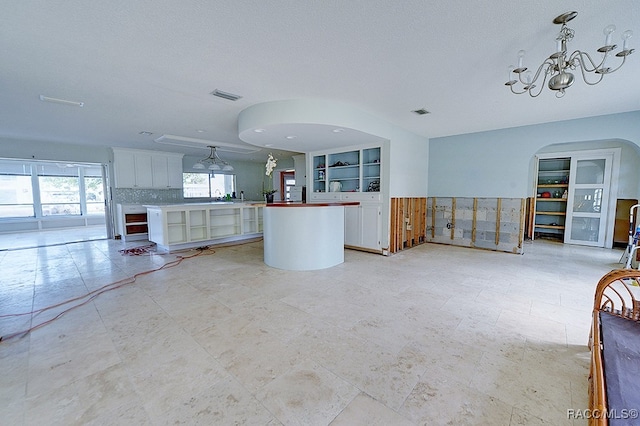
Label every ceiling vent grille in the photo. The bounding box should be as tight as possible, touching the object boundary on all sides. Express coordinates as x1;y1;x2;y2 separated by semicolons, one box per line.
412;108;430;115
210;89;243;101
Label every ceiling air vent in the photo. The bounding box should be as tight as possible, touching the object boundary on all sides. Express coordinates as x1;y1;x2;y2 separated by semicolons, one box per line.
210;89;243;101
412;108;430;115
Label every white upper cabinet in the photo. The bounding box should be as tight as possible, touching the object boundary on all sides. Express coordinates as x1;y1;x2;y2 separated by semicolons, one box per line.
113;148;184;189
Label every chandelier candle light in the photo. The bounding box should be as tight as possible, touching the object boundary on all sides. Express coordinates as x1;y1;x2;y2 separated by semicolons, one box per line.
506;11;634;97
193;146;234;171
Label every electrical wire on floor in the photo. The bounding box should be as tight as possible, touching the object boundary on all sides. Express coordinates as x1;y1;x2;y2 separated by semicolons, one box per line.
0;245;216;343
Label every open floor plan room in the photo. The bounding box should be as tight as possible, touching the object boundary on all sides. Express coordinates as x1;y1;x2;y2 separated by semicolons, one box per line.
0;239;622;425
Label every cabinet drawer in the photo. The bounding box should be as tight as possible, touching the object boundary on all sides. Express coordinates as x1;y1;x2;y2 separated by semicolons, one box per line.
310;192;341;201
341;192;380;201
126;224;148;234
125;213;147;223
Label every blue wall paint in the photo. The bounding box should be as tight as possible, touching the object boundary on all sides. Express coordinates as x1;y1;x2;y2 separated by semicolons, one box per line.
428;111;640;198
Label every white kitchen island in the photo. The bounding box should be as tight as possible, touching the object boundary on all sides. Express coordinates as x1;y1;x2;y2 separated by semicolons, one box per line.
263;202;359;270
145;202;264;252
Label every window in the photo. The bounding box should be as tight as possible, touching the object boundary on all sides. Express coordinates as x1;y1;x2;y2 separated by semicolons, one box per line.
0;162;34;218
183;173;236;198
0;159;104;218
38;164;81;216
84;166;105;214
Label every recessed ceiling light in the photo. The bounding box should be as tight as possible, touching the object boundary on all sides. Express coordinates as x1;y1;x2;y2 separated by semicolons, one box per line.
412;108;430;115
195;129;206;133
138;131;153;136
254;128;266;133
332;128;345;133
39;95;84;107
265;144;273;147
285;135;296;139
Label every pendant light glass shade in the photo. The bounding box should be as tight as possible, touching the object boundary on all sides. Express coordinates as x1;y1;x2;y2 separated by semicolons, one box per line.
193;146;234;171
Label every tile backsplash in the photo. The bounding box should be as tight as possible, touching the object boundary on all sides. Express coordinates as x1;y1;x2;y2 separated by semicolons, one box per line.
113;188;183;204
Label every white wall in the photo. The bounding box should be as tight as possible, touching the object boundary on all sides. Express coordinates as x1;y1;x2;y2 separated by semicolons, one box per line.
238;99;429;197
428;111;640;198
0;137;111;163
387;129;428;197
0;137;291;203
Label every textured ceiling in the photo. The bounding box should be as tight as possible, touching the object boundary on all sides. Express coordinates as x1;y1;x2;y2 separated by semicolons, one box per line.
1;0;638;161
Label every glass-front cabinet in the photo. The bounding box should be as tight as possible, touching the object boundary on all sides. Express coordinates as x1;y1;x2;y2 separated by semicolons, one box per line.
311;146;381;194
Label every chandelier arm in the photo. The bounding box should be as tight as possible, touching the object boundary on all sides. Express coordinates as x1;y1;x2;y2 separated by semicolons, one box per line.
528;71;549;97
570;50;602;73
517;60;553;86
602;54;629;74
508;84;528;95
573;55;606;86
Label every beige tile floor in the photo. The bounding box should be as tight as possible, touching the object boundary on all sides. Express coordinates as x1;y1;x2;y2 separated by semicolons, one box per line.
0;236;625;425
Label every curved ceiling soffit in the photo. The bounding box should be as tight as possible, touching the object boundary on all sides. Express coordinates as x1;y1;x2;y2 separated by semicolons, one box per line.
238;99;389;152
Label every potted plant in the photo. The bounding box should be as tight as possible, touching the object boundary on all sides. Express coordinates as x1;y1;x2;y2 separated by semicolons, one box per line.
263;153;277;203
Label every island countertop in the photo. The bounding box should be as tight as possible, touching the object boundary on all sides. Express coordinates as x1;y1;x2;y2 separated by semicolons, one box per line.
264;201;360;207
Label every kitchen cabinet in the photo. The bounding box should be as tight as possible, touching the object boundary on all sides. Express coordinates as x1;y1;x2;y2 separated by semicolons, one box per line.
534;157;570;240
151;154;184;188
146;203;262;252
309;144;384;253
113;148;184;189
242;205;263;234
345;203;381;251
116;204;149;241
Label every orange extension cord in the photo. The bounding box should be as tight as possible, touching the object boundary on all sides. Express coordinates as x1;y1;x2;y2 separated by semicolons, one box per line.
0;245;216;342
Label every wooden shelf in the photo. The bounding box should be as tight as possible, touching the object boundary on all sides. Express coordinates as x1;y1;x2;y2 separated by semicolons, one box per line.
536;198;567;202
536;212;566;216
537;184;569;188
535;224;566;230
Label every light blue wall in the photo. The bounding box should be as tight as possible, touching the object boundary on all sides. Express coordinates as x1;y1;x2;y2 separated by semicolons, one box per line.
428;111;640;198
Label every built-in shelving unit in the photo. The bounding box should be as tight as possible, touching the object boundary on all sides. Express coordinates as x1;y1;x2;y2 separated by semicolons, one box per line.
209;208;241;238
189;210;208;241
308;144;384;253
534;158;570;240
312;146;380;194
146;203;263;252
362;147;381;192
242;206;263;234
167;211;187;244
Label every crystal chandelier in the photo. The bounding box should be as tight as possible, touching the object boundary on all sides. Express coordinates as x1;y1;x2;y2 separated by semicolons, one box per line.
193;146;234;171
506;11;634;98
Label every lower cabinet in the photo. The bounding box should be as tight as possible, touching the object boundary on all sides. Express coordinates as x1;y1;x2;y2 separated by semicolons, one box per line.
146;204;262;252
116;204;149;241
344;203;381;252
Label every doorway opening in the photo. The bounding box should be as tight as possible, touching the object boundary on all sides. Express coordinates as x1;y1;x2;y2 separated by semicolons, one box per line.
280;170;295;201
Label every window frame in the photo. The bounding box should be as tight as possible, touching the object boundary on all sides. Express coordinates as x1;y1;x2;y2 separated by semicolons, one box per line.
183;172;236;199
